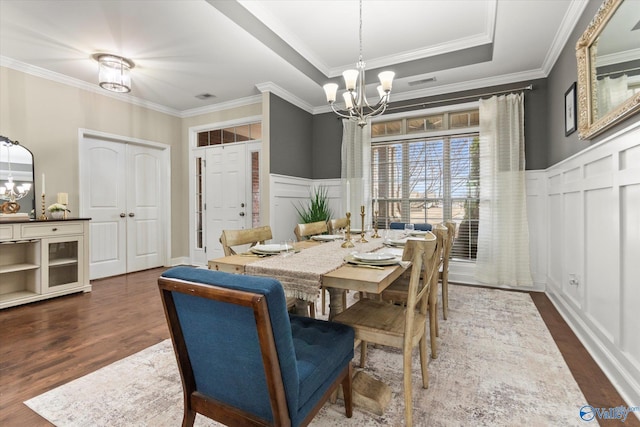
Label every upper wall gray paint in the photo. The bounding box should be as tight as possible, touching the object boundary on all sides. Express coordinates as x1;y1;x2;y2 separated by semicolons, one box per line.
547;0;640;167
269;94;313;179
311;113;343;179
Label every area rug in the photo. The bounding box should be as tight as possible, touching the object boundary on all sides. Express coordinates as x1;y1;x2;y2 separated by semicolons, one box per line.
25;285;594;426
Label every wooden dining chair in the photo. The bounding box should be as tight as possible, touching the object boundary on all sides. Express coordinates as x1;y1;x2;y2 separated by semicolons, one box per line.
380;228;446;359
332;237;440;427
220;225;272;256
294;220;328;241
220;225;313;317
328;217;348;235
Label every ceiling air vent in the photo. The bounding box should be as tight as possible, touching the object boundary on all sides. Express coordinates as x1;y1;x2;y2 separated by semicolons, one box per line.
195;93;216;100
408;77;437;87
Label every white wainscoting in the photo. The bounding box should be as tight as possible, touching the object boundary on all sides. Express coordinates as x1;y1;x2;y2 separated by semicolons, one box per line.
269;175;342;243
545;121;640;409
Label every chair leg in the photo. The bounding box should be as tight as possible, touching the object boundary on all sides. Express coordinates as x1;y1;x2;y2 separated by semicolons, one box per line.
360;341;368;368
342;363;353;418
418;336;429;389
442;274;449;320
403;347;414;427
430;302;438;359
309;301;316;319
182;408;196;427
321;287;326;315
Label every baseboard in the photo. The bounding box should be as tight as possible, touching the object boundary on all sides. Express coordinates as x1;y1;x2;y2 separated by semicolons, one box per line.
167;256;190;267
546;286;640;418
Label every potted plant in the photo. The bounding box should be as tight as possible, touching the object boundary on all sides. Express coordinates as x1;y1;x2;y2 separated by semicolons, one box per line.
294;185;332;225
47;203;69;220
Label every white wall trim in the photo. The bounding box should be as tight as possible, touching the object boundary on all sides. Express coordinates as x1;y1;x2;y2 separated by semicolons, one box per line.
544;120;640;409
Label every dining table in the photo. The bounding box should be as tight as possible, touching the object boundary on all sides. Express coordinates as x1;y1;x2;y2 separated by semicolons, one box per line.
207;234;409;415
207;236;408;320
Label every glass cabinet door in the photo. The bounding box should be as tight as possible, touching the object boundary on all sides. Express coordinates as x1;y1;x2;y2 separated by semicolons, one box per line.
43;236;83;292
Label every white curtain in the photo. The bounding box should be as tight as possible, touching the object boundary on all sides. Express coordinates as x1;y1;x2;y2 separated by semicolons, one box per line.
341;119;372;226
597;75;629;118
475;93;532;286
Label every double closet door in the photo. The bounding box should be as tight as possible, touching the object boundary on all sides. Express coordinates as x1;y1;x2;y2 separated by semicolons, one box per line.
80;135;168;279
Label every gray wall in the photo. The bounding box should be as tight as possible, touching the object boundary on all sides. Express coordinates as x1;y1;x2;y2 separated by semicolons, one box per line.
311;112;343;179
546;0;640;167
269;94;313;178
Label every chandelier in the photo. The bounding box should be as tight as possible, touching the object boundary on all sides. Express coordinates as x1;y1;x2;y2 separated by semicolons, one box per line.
323;0;395;128
93;53;135;93
0;136;31;214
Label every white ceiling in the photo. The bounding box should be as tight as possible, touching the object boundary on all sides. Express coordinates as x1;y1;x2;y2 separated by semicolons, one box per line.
0;0;588;117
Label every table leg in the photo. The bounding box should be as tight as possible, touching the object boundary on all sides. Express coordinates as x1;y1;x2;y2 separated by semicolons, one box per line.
327;287;345;321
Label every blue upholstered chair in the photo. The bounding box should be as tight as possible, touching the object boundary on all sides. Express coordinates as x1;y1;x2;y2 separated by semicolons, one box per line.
389;222;432;231
158;266;354;427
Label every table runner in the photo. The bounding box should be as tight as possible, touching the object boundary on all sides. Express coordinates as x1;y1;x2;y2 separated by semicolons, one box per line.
245;239;384;302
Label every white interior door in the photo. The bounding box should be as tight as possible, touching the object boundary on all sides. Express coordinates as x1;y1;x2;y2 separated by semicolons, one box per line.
126;144;164;272
81;138;127;279
80;134;167;279
205;143;248;259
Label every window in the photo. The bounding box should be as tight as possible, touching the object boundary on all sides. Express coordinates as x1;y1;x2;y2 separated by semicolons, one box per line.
197;122;262;147
371;108;479;260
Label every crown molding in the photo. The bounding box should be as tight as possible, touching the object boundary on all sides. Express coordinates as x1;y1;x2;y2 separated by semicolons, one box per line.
541;0;589;75
179;95;263;118
255;82;315;114
0;55;181;117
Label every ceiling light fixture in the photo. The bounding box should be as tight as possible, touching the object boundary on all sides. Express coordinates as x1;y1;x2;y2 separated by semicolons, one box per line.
323;0;394;128
93;53;135;93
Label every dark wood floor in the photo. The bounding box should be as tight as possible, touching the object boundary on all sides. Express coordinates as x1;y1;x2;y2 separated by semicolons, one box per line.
0;268;637;426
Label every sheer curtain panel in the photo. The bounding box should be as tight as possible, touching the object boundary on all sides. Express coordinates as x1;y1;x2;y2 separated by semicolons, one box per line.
475;94;532;286
342;119;372;224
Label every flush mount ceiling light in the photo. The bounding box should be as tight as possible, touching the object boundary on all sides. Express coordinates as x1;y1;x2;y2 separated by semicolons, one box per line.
92;53;135;93
322;0;395;128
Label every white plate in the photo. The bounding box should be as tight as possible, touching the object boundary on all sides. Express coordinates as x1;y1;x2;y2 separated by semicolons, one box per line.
311;234;343;241
344;254;400;266
385;238;408;246
251;244;288;253
409;230;429;236
353;252;395;261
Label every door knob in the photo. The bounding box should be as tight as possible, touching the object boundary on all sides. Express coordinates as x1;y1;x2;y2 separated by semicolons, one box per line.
128;212;135;217
239;212;245;217
120;213;126;218
240;202;245;208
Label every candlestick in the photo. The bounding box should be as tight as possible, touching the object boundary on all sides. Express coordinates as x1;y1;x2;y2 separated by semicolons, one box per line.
341;212;355;248
372;210;381;238
41;173;46;195
39;193;47;220
358;205;368;243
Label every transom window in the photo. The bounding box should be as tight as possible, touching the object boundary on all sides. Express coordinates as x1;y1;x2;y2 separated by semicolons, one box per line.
197;122;262;147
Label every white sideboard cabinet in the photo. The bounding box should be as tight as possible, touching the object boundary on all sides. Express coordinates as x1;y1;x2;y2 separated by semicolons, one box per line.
0;218;91;309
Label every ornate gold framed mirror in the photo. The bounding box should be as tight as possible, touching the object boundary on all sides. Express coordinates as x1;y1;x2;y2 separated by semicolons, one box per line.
576;0;640;139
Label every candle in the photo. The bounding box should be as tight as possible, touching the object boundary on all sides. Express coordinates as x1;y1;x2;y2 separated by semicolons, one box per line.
57;192;68;205
346;181;350;213
42;173;45;195
361;205;365;214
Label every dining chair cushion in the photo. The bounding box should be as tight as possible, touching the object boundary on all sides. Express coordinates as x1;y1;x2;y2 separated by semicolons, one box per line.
160;266;354;425
389;222;432;231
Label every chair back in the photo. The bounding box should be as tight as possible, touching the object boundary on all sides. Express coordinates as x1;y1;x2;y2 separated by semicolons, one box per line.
220;225;272;256
159;267;297;426
390;222;432;231
328;217;348;235
402;236;439;327
294;220;328;241
159;267;355;427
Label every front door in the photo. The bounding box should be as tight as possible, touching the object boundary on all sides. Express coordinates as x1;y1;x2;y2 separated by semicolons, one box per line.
205;143;248;259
